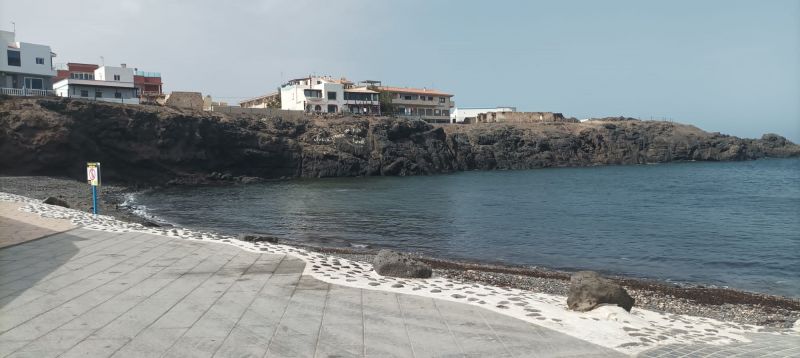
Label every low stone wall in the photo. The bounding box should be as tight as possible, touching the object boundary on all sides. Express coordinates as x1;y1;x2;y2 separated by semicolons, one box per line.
210;105;306;120
470;111;577;124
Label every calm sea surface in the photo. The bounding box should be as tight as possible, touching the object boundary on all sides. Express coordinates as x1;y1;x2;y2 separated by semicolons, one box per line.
135;159;800;297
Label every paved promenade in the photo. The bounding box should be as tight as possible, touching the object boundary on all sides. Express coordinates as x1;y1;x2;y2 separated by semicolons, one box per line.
0;221;622;357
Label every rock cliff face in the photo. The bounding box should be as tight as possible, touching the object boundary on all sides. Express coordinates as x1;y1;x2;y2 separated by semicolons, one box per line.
0;97;797;185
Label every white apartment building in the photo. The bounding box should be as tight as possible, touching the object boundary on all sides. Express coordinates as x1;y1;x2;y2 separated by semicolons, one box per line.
0;30;57;96
451;106;517;123
52;64;140;104
280;76;380;114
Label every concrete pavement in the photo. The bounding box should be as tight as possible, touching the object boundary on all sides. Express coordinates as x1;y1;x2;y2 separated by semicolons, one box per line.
0;222;622;357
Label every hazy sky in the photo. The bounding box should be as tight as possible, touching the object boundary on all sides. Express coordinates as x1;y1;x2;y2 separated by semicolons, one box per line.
2;0;798;141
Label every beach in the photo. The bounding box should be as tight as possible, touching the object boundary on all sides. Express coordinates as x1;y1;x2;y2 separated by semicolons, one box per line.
1;175;798;333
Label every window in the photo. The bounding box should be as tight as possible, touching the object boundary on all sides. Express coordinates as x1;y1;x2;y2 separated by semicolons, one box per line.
114;92;122;99
113;74;121;81
80;90;89;97
327;105;338;113
95;91;103;98
426;108;433;116
36;57;45;65
303;89;322;98
428;96;434;101
70;73;94;80
441;109;449;116
439;97;446;103
314;105;322;112
24;78;43;90
403;95;414;100
7;50;20;66
344;92;377;101
327;91;337;100
434;109;441;116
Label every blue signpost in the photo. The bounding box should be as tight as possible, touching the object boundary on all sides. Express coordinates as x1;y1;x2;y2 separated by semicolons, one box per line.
87;162;100;215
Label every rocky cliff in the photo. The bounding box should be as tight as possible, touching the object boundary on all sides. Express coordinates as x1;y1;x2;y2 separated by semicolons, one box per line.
1;97;797;185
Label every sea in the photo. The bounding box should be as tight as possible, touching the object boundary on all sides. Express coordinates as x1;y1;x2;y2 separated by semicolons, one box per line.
132;158;800;297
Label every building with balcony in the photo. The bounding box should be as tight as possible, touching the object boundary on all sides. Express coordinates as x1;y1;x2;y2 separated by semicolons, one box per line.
0;30;57;96
450;106;517;123
134;70;164;103
55;63;163;103
52;65;139;104
280;76;380;114
377;86;454;123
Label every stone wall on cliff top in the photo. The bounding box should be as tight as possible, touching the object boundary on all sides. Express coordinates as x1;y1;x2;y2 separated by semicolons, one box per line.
0;97;797;185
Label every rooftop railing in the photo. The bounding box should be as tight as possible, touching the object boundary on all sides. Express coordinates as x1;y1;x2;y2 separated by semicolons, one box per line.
134;70;161;78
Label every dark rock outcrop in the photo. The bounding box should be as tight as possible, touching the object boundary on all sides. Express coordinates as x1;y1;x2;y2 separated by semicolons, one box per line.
567;271;634;312
42;196;70;208
373;249;432;278
0;97;797;185
237;233;279;244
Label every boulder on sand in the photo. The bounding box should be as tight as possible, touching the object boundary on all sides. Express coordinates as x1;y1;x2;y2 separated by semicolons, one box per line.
42;196;70;208
567;271;634;312
372;249;432;279
237;233;279;244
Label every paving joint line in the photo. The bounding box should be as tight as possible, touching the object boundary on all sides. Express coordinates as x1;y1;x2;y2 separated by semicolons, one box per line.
261;255;303;358
105;248;246;357
3;235;195;355
0;233;179;335
209;254;285;357
56;243;218;358
395;294;418;358
157;251;262;356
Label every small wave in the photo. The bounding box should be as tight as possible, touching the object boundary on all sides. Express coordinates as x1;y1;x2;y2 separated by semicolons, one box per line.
119;192;175;226
349;243;370;249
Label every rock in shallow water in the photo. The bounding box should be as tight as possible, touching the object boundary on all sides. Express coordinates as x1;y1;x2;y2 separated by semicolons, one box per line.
372;249;432;279
567;271;634;312
42;196;70;208
237;233;279;244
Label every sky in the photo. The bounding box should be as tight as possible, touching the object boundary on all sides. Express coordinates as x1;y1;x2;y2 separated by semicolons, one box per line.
2;0;798;141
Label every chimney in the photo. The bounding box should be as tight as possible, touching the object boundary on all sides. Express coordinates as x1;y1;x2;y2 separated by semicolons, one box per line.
121;63;126;68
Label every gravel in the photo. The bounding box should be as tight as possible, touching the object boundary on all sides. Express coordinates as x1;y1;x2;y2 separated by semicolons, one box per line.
2;175;798;329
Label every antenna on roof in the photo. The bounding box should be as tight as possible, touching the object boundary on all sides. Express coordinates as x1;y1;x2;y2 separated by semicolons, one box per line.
100;56;104;66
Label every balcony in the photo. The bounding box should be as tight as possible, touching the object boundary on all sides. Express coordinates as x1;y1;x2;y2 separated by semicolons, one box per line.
134;70;161;78
0;88;56;97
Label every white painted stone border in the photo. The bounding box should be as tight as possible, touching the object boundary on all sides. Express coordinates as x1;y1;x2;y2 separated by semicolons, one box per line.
1;191;792;355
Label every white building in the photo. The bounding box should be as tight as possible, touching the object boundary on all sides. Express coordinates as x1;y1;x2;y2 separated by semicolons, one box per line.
450;106;517;123
53;65;139;104
280;76;379;114
0;30;57;96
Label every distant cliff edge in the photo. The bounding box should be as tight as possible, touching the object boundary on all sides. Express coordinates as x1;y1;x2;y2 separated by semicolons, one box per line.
1;97;797;185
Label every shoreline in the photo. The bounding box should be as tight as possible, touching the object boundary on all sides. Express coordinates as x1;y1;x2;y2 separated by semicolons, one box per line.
1;175;798;329
2;189;798;355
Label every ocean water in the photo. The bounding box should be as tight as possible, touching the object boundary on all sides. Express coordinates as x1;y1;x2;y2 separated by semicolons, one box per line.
134;159;800;297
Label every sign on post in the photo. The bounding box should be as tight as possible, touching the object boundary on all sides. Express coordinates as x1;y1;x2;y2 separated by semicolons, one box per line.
87;162;101;215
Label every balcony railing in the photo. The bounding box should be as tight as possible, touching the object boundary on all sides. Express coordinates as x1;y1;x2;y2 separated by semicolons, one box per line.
0;88;56;97
134;70;161;78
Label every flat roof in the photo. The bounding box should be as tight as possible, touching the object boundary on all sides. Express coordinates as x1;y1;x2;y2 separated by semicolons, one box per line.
377;86;452;97
344;87;378;94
